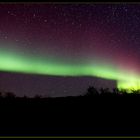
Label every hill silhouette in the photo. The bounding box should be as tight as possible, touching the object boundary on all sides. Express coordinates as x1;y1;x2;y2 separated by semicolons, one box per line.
0;86;140;136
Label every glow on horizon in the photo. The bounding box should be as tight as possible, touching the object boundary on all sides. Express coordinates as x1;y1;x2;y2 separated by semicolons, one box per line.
0;49;140;91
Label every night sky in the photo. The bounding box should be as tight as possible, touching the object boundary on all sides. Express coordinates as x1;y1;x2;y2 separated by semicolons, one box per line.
0;4;140;97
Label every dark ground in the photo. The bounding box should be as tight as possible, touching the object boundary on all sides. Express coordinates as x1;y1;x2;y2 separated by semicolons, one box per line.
0;94;140;136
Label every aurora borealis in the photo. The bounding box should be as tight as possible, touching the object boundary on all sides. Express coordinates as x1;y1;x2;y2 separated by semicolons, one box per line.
0;4;140;96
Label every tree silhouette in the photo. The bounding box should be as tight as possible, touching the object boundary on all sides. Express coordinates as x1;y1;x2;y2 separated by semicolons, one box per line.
112;88;120;95
119;89;128;95
4;92;16;99
0;92;2;98
85;86;99;96
131;89;140;94
100;88;111;95
23;95;28;99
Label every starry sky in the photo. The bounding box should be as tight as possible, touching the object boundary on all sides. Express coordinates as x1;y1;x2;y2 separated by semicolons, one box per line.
0;4;140;97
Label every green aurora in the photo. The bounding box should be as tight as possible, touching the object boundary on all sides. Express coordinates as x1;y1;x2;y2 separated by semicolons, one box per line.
0;49;140;91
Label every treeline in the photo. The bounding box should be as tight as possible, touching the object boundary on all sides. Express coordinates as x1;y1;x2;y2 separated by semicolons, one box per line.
84;86;140;96
0;86;140;99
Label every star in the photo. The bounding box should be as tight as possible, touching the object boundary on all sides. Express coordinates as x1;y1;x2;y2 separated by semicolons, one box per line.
71;22;75;25
4;36;7;39
15;39;19;42
33;14;36;18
